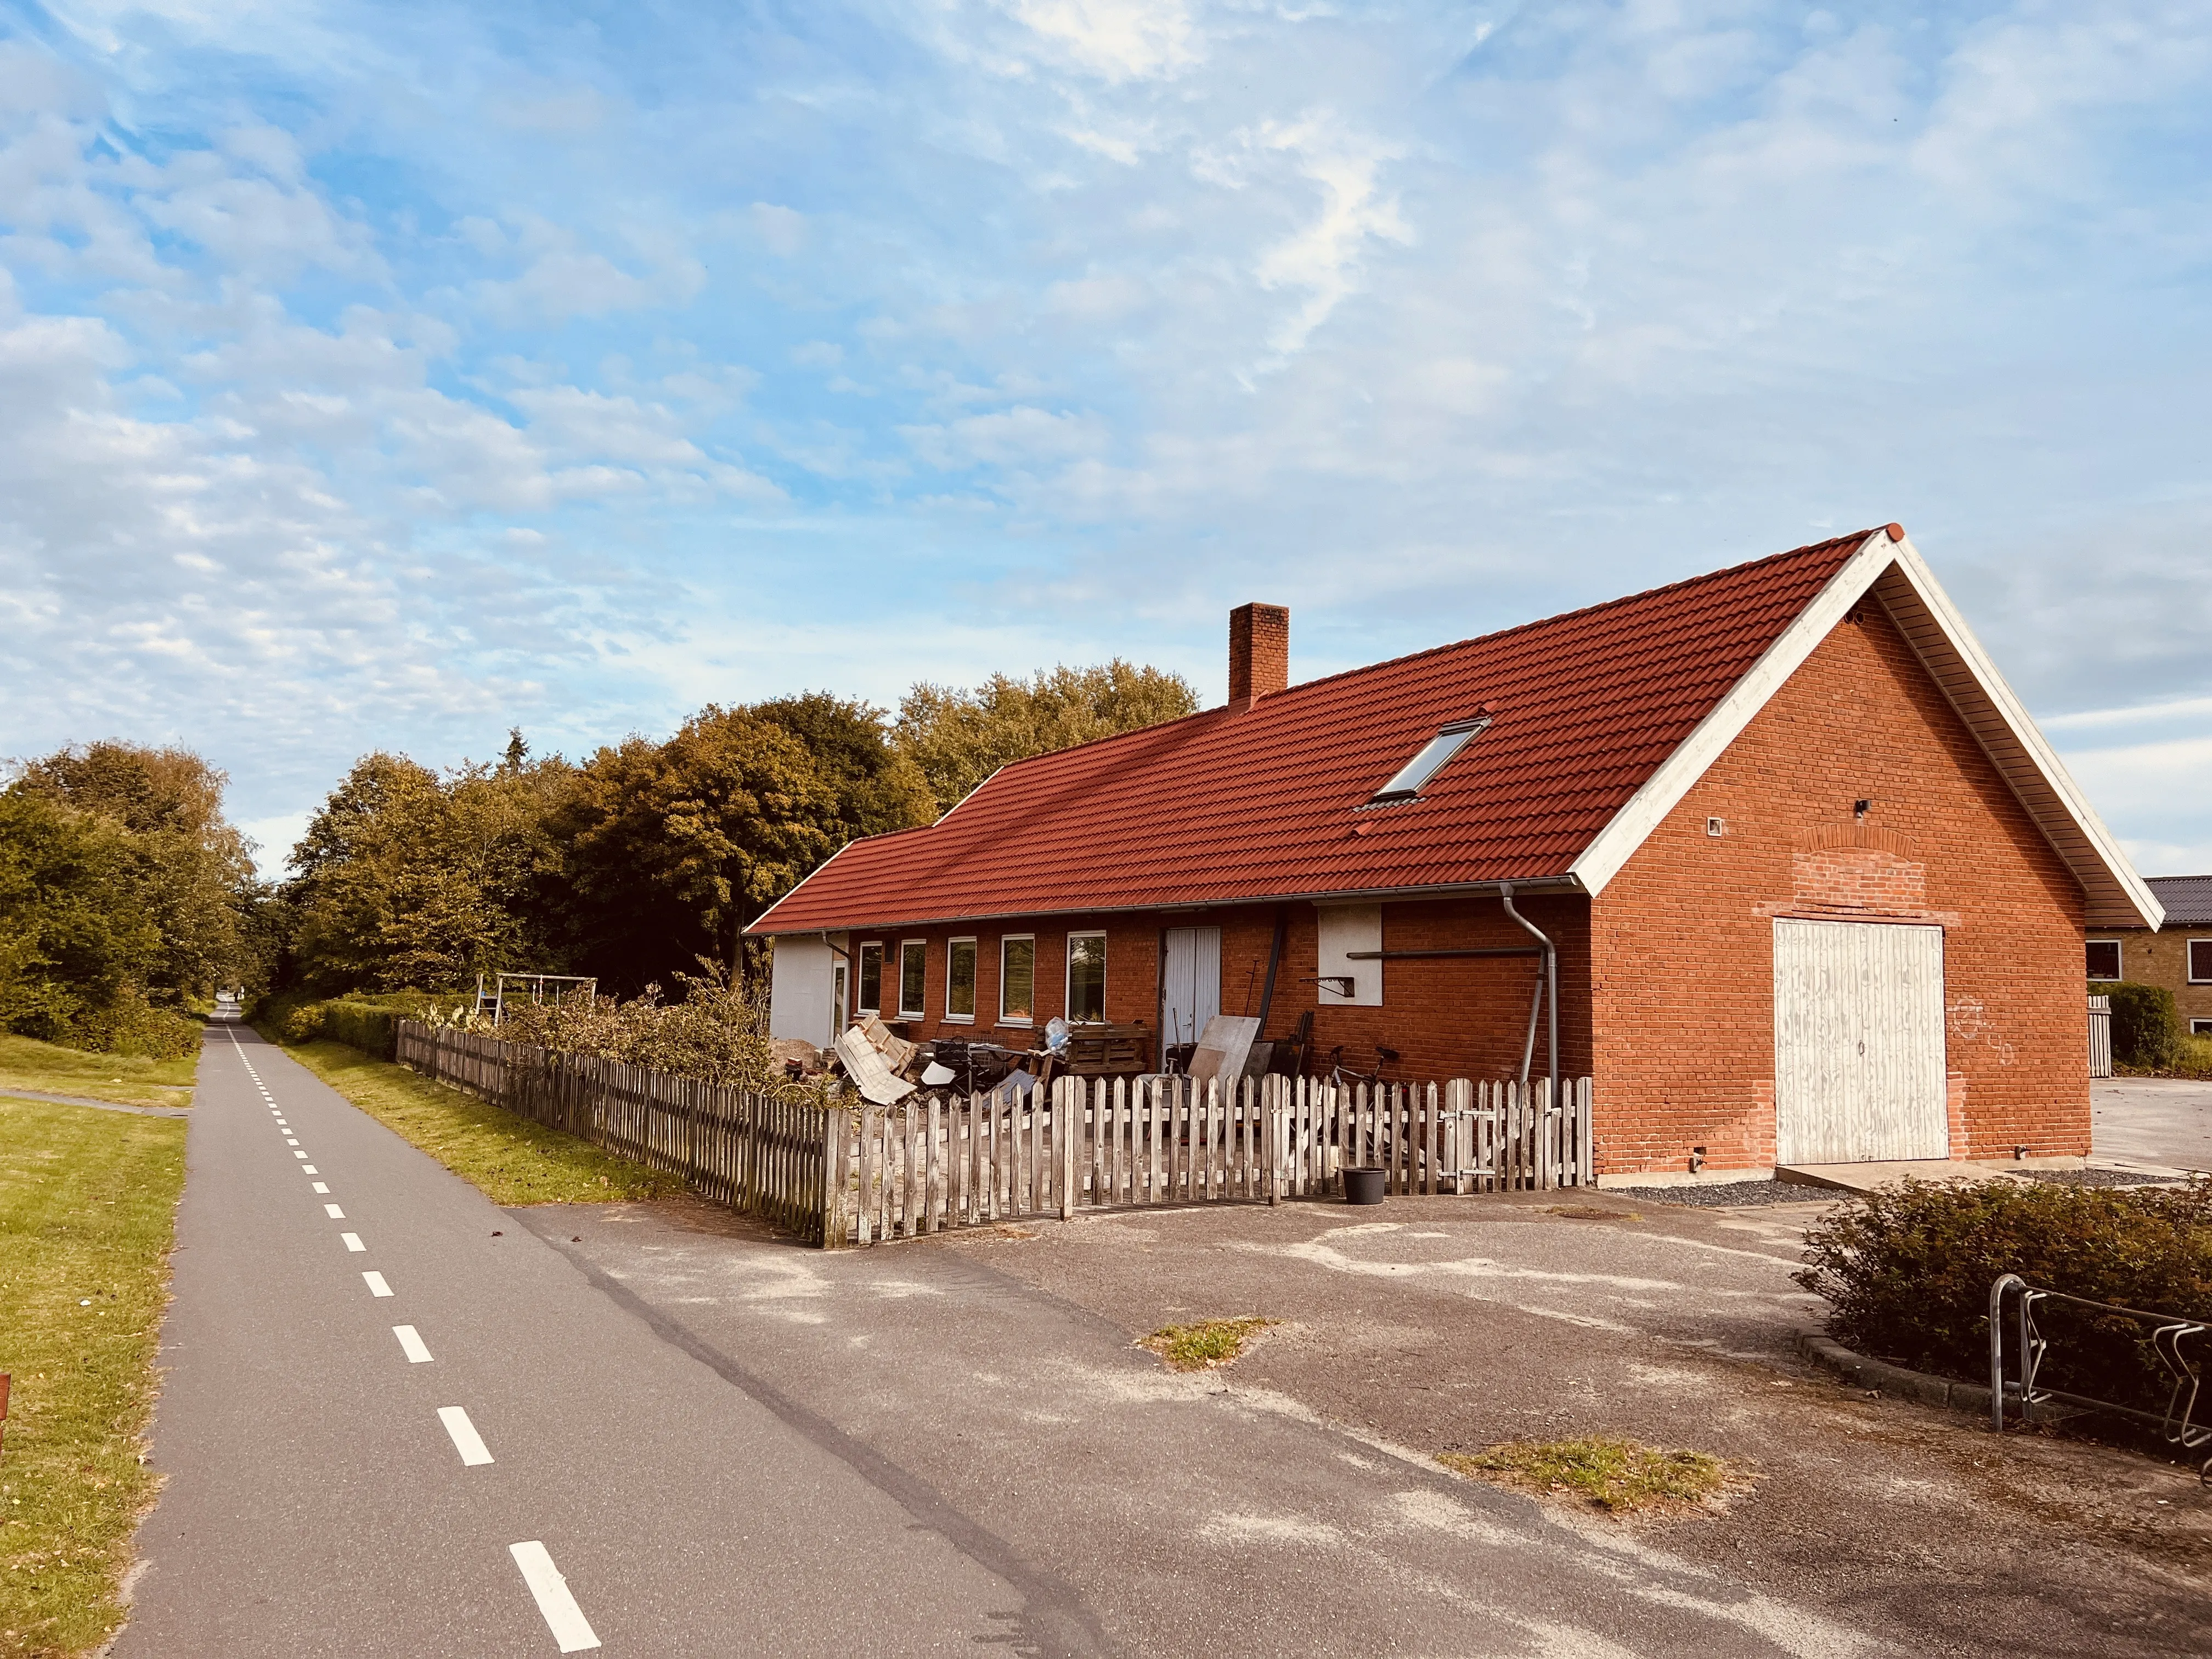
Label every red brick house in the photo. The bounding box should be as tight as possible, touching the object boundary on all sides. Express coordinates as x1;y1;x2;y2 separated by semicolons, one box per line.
750;527;2162;1178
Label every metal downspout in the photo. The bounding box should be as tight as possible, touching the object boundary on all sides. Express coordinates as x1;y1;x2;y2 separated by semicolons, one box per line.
1499;883;1558;1099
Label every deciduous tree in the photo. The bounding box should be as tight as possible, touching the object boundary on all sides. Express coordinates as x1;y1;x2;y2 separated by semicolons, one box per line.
894;659;1198;815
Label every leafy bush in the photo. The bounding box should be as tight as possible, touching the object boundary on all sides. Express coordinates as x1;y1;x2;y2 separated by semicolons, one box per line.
2098;980;2179;1070
1797;1178;2212;1417
69;991;204;1060
496;963;778;1090
268;990;452;1060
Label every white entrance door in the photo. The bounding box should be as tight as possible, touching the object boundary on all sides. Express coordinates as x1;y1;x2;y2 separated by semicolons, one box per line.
1773;918;1949;1165
1160;927;1223;1052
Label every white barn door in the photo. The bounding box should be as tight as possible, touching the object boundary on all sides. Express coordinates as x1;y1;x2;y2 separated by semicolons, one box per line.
1160;927;1222;1052
1773;918;1949;1165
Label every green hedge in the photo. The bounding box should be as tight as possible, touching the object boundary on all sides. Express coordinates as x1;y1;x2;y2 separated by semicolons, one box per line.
2096;980;2179;1070
1797;1177;2212;1420
259;990;456;1060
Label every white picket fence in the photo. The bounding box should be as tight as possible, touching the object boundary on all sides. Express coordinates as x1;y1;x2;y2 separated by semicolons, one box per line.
832;1073;1594;1246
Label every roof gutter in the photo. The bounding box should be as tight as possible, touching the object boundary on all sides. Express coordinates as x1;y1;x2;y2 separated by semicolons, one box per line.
748;875;1586;938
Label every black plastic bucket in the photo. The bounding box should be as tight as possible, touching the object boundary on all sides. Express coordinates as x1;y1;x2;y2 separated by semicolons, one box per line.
1343;1167;1386;1205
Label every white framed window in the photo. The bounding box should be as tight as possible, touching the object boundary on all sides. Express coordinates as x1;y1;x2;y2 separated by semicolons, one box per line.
1065;930;1107;1024
898;939;928;1019
856;942;884;1014
2086;940;2121;982
945;938;977;1022
2192;1019;2212;1036
2190;939;2212;984
999;935;1035;1025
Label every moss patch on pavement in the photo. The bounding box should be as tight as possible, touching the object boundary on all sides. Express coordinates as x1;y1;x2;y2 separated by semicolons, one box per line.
0;1096;188;1657
273;1038;683;1206
1440;1436;1741;1514
1139;1317;1278;1372
0;1034;196;1112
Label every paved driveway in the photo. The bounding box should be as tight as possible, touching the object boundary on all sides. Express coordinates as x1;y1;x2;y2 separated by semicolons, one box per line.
541;1190;2210;1658
2094;1077;2212;1172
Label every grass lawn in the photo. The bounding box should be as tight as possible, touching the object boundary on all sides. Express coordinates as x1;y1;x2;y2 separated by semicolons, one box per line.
272;1038;684;1205
0;1036;196;1113
0;1097;188;1658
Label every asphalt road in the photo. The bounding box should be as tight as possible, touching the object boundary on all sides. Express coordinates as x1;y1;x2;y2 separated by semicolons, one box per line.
531;1203;1891;1658
2094;1076;2212;1172
116;1022;1015;1657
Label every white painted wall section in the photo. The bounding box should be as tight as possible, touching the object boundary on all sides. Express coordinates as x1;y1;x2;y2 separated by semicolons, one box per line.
1314;904;1383;1007
768;934;843;1044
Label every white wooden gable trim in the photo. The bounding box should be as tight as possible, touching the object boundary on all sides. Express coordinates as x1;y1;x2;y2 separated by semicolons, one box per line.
1569;529;2164;929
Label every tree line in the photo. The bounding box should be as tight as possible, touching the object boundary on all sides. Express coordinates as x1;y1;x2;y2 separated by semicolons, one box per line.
1;660;1195;1053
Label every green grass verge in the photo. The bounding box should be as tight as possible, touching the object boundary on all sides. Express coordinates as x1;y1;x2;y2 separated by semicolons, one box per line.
1439;1436;1741;1514
0;1035;196;1112
0;1097;187;1657
271;1037;684;1206
1139;1317;1278;1372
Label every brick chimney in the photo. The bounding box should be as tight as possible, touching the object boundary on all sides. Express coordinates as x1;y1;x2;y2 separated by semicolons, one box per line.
1228;602;1289;713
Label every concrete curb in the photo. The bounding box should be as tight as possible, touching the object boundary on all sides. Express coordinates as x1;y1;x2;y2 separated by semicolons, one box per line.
1795;1328;1995;1418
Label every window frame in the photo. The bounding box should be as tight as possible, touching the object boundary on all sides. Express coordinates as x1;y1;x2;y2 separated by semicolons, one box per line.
998;934;1036;1027
2085;939;2122;982
944;936;978;1023
898;938;928;1020
2192;1019;2212;1037
2190;938;2212;984
856;941;884;1015
1065;930;1108;1025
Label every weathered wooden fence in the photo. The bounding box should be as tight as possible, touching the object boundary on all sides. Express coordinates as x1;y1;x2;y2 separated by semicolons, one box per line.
395;1021;828;1239
2088;994;2112;1079
395;1020;1593;1250
834;1074;1595;1245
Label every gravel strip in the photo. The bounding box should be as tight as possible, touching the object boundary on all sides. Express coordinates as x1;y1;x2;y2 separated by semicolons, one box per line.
1609;1178;1844;1209
2022;1166;2188;1189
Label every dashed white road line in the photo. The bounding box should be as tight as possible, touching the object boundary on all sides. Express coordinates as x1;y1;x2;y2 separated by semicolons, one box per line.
302;1165;318;1175
312;1182;330;1194
438;1406;495;1467
325;1204;346;1219
363;1271;392;1297
509;1541;600;1652
341;1232;366;1252
292;1151;308;1160
393;1324;433;1363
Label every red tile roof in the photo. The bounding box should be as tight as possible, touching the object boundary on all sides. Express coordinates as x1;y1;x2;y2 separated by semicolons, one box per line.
751;532;1875;933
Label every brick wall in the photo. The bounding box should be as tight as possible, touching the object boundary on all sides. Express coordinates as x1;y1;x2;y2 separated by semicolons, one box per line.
1591;602;2090;1176
840;890;1589;1084
2086;927;2212;1031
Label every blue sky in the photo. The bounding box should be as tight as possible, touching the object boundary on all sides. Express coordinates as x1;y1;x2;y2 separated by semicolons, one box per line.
3;0;2209;880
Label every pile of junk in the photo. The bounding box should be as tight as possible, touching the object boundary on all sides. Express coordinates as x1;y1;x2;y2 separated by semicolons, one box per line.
780;1009;1316;1110
803;1015;1069;1108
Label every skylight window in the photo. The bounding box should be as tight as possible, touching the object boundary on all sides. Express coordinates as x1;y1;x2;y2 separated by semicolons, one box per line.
1370;718;1488;803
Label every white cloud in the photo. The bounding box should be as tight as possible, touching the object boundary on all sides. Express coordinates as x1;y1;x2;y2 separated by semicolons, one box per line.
1002;0;1200;82
751;202;806;256
901;404;1109;470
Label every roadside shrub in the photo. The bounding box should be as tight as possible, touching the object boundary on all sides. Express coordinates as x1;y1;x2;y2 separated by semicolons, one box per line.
1797;1178;2212;1417
63;990;202;1060
267;990;450;1059
497;963;778;1090
2098;980;2179;1071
